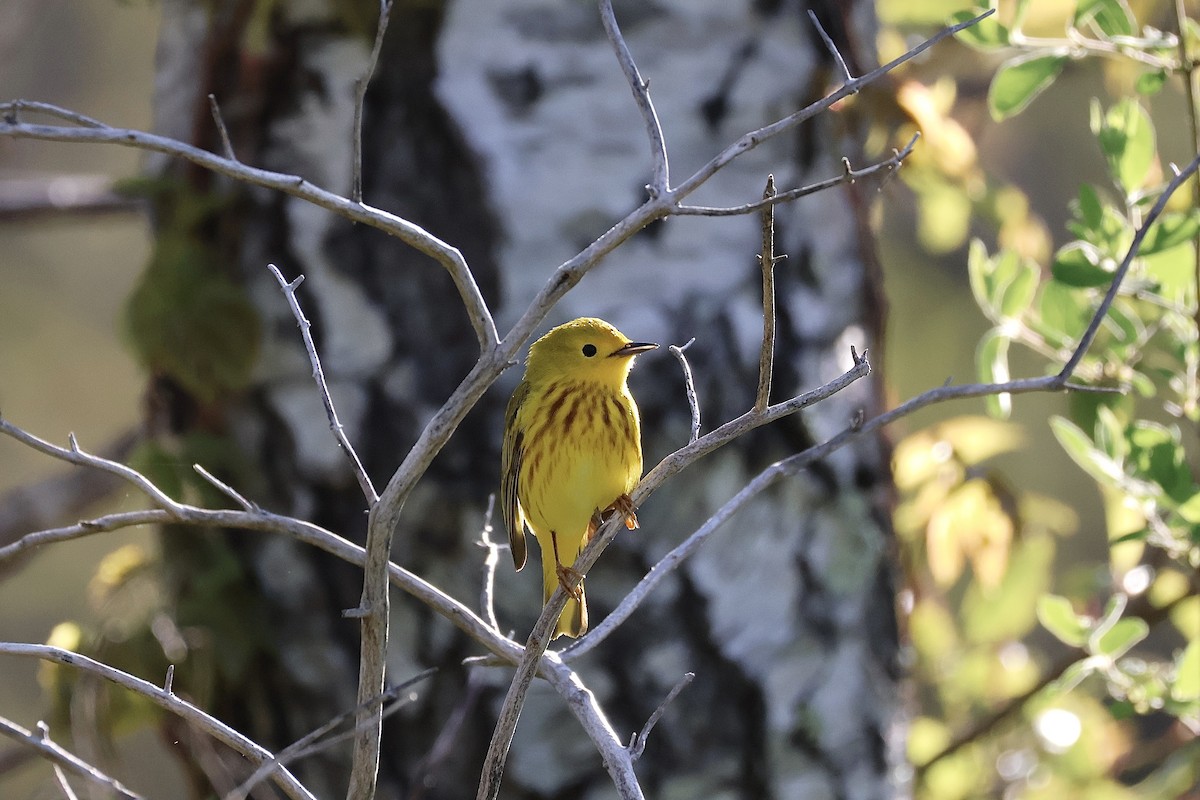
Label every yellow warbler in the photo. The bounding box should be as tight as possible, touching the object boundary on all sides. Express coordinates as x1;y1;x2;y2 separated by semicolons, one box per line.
501;317;657;638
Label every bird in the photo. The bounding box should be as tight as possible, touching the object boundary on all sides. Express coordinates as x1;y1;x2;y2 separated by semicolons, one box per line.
501;317;657;638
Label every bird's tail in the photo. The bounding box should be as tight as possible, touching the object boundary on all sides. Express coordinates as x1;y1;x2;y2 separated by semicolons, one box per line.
541;546;588;639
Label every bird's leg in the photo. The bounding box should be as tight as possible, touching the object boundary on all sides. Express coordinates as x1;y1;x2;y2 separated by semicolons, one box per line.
585;510;603;543
550;530;584;600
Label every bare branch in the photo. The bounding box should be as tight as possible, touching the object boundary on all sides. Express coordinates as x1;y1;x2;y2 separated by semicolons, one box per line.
193;464;256;512
1059;151;1200;378
268;264;378;504
538;653;646;799
598;0;669;195
668;11;993;202
0;429;136;567
807;9;853;82
673;132;920;216
229;667;435;800
668;339;701;443
0;646;316;800
755;174;778;413
0;421;180;514
207;94;236;161
0;101;499;352
352;0;393;205
628;672;693;761
477;495;502;632
409;672;487;799
0;716;139;799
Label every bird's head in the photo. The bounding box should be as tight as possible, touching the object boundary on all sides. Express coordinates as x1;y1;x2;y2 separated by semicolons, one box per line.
525;317;657;387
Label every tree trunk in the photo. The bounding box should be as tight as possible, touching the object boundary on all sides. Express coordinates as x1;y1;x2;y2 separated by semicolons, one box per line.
143;0;902;797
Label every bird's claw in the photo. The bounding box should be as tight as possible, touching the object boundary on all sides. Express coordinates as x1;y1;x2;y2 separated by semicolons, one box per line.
556;563;585;600
608;493;639;530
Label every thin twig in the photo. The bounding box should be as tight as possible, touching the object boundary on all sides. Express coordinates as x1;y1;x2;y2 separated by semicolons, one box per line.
0;102;498;352
478;495;502;632
408;672;486;800
268;264;378;505
1060;151;1200;378
352;0;393;205
0;717;137;799
228;667;436;800
674;132;919;216
668;11;992;202
1173;0;1200;335
668;339;701;443
207;94;236;161
0;646;316;800
807;9;853;81
628;672;693;760
755;175;778;413
193;464;256;512
598;0;668;195
2;100;104;128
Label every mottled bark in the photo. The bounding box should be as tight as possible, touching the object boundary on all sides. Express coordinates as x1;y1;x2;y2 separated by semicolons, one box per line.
145;0;901;798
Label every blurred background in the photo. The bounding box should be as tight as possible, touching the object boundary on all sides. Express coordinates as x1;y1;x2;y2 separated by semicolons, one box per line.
1;0;1194;797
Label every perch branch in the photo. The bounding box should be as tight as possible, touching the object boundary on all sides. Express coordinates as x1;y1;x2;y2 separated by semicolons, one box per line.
268;264;378;504
480;354;872;797
0;716;140;799
0;645;316;800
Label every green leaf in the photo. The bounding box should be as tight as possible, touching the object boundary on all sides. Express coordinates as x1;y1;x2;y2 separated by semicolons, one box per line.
1093;98;1157;194
1038;594;1091;646
1000;261;1040;318
1140;211;1200;255
968;238;995;314
1051;415;1124;486
1092;617;1149;659
1094;405;1126;462
978;329;1011;418
951;8;1010;49
989;52;1067;121
1135;70;1168;96
1052;242;1113;287
1073;0;1136;38
1075;184;1104;231
1178;493;1200;525
1038;279;1092;343
1173;639;1200;700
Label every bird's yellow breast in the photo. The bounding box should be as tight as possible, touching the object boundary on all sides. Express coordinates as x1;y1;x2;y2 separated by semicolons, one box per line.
516;378;643;538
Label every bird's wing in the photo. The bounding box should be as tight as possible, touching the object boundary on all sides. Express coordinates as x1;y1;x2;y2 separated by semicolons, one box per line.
501;380;530;570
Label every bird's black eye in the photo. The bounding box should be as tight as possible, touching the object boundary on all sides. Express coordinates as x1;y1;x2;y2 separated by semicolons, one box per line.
582;343;597;357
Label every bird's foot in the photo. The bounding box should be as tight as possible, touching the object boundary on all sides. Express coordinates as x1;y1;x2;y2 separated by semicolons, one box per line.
555;563;585;601
607;493;639;530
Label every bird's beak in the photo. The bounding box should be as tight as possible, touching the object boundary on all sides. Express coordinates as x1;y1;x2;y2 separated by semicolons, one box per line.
610;341;658;358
